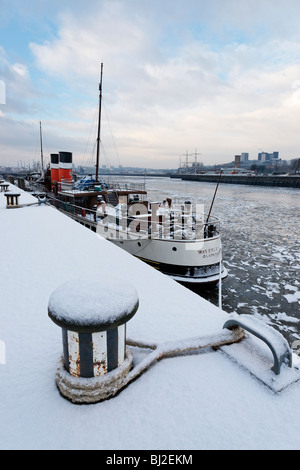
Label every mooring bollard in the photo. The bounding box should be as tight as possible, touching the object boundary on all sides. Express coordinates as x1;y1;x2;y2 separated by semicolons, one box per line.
5;192;20;208
0;183;9;192
48;278;139;404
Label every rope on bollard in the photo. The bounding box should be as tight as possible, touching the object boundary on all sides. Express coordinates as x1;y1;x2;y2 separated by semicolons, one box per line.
124;326;245;387
56;327;245;404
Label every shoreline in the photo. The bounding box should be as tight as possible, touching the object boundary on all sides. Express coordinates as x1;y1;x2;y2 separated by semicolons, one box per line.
170;173;300;188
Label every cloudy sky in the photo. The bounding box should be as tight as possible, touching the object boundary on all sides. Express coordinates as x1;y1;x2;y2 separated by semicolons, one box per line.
1;0;300;169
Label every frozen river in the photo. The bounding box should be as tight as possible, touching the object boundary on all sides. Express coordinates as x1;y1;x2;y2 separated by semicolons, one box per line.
109;175;300;346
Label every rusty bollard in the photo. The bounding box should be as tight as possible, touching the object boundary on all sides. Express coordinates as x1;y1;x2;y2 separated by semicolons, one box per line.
0;183;9;192
5;191;20;207
48;278;139;404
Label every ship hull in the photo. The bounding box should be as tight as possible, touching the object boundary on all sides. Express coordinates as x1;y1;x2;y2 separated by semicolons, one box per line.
104;231;227;284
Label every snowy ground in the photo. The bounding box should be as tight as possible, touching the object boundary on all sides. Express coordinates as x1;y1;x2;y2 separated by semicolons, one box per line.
1;183;300;450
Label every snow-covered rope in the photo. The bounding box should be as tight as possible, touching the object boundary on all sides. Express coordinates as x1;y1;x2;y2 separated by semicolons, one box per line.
56;327;245;404
124;327;245;386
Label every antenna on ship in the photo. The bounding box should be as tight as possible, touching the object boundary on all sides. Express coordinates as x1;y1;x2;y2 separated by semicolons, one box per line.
206;168;222;224
206;168;223;309
95;62;103;183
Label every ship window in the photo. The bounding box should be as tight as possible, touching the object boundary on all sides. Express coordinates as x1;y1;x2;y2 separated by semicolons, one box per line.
172;247;177;251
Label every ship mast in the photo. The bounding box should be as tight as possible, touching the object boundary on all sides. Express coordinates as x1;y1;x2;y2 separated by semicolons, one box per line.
39;121;44;175
95;62;103;182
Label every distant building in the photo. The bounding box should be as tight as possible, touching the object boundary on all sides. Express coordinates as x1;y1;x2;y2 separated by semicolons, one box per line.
258;151;279;162
234;155;241;168
241;153;249;162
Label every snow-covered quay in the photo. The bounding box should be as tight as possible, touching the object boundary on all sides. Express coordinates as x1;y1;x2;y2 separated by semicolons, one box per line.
0;184;300;450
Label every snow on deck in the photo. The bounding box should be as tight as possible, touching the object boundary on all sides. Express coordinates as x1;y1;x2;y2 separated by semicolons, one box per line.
1;184;300;450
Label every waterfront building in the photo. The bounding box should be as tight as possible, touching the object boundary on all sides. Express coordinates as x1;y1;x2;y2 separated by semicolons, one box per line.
234;155;241;167
258;151;280;162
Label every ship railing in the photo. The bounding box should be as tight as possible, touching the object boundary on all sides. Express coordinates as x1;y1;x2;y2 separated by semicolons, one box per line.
95;208;220;241
47;196;220;241
121;213;220;241
103;180;146;192
57;179;146;193
47;196;98;225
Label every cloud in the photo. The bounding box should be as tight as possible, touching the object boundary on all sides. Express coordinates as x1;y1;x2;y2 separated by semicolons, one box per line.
0;80;5;104
2;0;300;167
29;2;154;83
0;47;39;115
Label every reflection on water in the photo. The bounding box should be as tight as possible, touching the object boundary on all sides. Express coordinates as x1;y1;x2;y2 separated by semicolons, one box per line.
110;176;300;345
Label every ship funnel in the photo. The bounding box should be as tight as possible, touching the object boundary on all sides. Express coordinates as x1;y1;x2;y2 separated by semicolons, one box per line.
59;151;72;183
50;153;59;183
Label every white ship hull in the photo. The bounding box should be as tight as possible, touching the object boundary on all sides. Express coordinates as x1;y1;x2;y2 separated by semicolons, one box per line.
96;223;227;284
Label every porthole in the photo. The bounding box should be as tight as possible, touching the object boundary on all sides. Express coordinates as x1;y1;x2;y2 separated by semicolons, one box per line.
172;247;177;251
